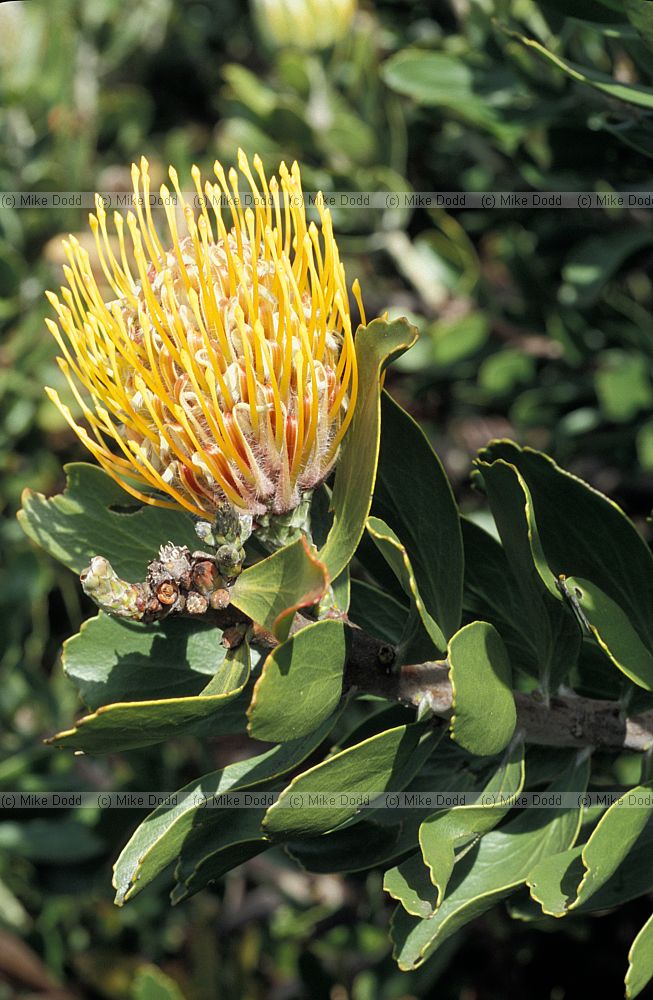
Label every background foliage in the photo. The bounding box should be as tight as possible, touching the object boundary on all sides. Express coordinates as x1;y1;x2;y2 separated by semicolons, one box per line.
5;0;653;996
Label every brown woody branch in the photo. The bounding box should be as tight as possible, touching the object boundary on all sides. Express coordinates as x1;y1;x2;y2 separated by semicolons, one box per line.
81;550;653;754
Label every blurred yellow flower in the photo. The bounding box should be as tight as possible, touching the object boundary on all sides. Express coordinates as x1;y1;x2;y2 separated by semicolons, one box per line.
46;151;362;519
252;0;357;51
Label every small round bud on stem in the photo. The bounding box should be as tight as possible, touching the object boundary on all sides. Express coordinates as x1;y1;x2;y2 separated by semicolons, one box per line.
156;581;178;606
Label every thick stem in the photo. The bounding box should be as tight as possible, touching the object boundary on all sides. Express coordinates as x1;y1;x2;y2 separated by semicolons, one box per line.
343;628;653;753
81;553;653;753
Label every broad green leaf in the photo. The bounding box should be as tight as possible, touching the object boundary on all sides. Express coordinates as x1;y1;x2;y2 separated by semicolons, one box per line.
113;711;340;904
373;393;463;641
231;535;328;640
595;350;653;422
171;806;272;903
507;30;653;109
349;579;409;645
247;620;348;741
448;622;516;756
528;783;653;915
382;50;476;106
479;442;653;652
525;846;584;916
626;911;653;999
286;820;402;874
473;457;581;694
384;853;439;919
286;741;501;876
562;232;653;309
62;613;227;710
391;755;589;970
18;463;197;580
384;739;524;918
263;722;442;839
419;737;525;910
576;813;653;912
561;577;653;690
366;516;446;655
625;0;653;51
462;518;545;677
0;818;103;863
132;967;185;1000
381;50;525;147
319;317;418;581
49;640;252;753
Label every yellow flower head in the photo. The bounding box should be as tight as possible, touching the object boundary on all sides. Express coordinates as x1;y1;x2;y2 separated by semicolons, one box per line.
46;151;363;519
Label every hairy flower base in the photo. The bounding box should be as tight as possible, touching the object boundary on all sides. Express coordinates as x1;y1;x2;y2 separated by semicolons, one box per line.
46;151;362;519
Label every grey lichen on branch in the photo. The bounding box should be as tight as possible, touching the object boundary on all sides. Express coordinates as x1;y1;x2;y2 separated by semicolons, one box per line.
80;545;236;624
80;502;252;625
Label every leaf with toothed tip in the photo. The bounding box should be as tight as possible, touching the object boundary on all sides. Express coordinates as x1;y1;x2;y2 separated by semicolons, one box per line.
626;910;653;999
230;535;328;640
527;783;653;916
390;754;589;970
112;709;342;905
62;612;230;710
18;463;198;581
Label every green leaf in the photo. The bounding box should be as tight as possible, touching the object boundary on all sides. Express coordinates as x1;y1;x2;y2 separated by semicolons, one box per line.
626;911;653;999
625;0;653;51
560;577;653;690
132;966;185;1000
262;722;442;840
113;711;340;904
0;818;103;863
479;442;653;652
473;457;581;694
247;620;348;741
381;50;525;146
419;737;525;908
373;393;463;642
349;579;409;645
595;350;653;422
18;463;197;580
462;518;547;678
562;231;653;308
448;622;516;756
391;754;589;970
382;50;475;106
48;640;252;753
366;516;447;656
287;820;402;874
384;852;440;920
528;783;653;915
62;613;228;710
171;806;272;903
384;739;524;918
231;535;328;640
576;813;653;912
506;30;653;109
319;317;418;581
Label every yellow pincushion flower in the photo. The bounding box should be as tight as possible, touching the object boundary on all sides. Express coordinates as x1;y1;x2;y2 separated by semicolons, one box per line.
45;151;362;520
